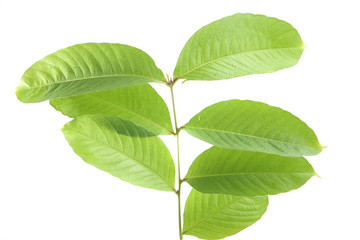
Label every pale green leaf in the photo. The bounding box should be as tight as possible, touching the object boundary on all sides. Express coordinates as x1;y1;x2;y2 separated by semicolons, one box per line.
174;13;304;81
183;189;268;239
62;115;175;192
16;43;166;103
184;100;323;157
51;84;173;135
185;147;315;196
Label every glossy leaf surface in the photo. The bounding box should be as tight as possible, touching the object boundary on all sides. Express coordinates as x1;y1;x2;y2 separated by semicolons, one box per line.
184;100;323;157
174;13;304;81
16;43;165;103
62;115;175;192
183;189;268;239
185;147;315;196
51;84;173;135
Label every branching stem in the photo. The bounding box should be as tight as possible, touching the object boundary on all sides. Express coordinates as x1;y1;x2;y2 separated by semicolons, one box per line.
169;82;183;240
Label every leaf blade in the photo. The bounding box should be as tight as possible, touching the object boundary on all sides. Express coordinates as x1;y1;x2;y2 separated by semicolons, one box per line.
62;115;175;192
183;189;268;239
16;43;166;103
174;13;304;81
185;147;315;196
184;100;323;157
51;84;173;135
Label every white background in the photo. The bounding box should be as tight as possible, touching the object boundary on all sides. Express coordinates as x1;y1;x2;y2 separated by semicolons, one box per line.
1;0;359;239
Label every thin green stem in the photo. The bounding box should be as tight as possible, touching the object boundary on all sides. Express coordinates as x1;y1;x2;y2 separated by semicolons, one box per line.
176;133;182;240
169;83;183;240
170;84;179;131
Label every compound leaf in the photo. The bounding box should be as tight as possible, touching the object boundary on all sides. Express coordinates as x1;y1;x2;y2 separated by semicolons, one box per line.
51;84;173;135
183;189;268;239
16;43;166;103
174;13;304;81
62;115;175;192
183;100;323;157
185;147;315;196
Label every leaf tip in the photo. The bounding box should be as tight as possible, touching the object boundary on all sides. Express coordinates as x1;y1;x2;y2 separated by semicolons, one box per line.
15;86;26;103
59;127;66;133
314;172;321;178
321;145;328;150
60;122;71;133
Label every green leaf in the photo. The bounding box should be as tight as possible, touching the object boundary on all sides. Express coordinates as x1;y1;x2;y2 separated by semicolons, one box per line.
16;43;166;103
183;189;268;239
183;100;323;157
185;147;315;196
50;84;173;135
62;115;175;192
173;13;304;81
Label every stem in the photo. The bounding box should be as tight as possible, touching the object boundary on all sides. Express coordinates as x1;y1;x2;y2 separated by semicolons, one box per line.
176;133;182;240
170;83;183;240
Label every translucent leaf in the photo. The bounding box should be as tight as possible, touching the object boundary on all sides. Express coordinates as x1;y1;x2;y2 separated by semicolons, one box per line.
183;189;268;239
185;147;315;196
62;115;175;192
51;84;173;135
174;13;304;81
16;43;165;103
184;100;323;157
